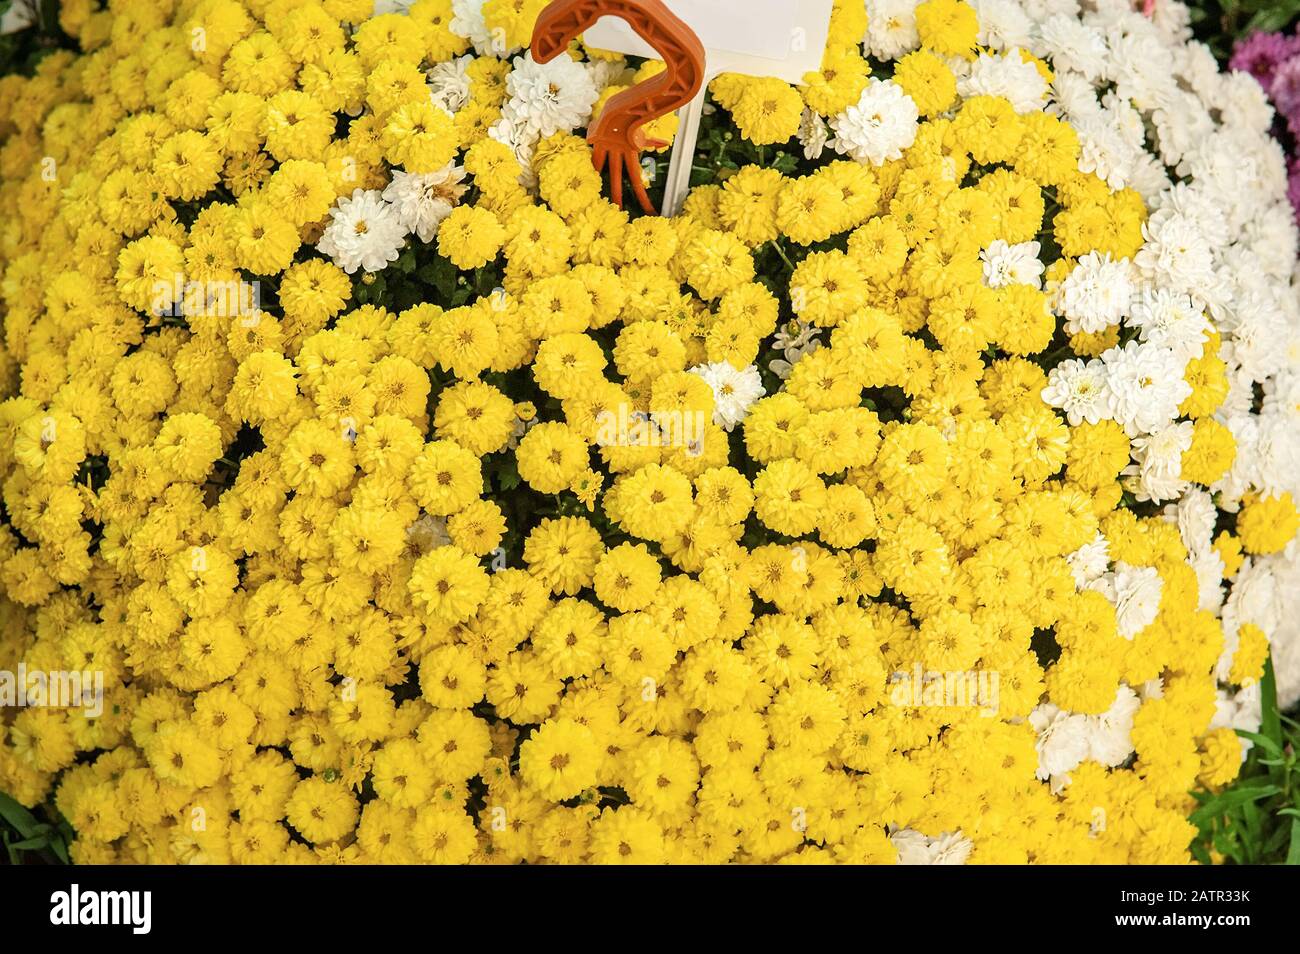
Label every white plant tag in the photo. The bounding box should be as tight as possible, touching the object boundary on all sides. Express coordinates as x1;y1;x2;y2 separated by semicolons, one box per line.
583;0;834;84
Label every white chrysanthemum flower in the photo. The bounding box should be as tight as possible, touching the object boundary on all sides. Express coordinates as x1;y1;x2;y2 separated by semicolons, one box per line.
1029;703;1091;780
829;79;919;166
1223;557;1283;640
1150;0;1193;40
891;829;973;865
981;239;1043;288
1134;207;1217;299
1106;25;1178;113
1125;151;1174;204
1268;548;1300;709
1173;38;1223;106
1190;549;1226;613
971;0;1034;50
863;0;920;60
1254;412;1300;500
449;0;498;56
1102;88;1149;151
1066;532;1110;588
1085;685;1142;767
1218;296;1290;386
501;52;599;141
1210;682;1262;757
427;55;474;113
1041;358;1112;426
487;115;537;185
957;49;1048;113
1214;68;1276;137
1056;251;1135;335
1073;105;1145;190
769;321;823;380
1166;487;1217;556
1149;181;1230;249
689;362;765;432
1100;340;1191;437
1213;410;1261;506
797;107;829;161
1035;15;1108;81
1151;90;1216;169
1103;562;1164;639
1123;420;1193;504
586;58;633;95
316;189;407;275
1126;288;1210;362
1049;69;1103;123
1242;203;1300;279
382;164;467;242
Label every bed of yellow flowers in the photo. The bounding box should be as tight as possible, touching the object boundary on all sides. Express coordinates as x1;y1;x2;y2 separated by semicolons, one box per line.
0;0;1295;864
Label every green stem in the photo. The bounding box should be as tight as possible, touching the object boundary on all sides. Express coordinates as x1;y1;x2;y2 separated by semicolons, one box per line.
768;239;796;272
713;135;729;166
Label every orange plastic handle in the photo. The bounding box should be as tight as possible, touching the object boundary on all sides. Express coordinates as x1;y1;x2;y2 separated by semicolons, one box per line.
531;0;706;214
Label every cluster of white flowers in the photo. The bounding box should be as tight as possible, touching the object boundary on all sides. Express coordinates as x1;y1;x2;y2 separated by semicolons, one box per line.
1030;686;1143;784
802;0;1300;786
383;165;469;243
1000;0;1300;767
490;51;601;174
317;161;468;273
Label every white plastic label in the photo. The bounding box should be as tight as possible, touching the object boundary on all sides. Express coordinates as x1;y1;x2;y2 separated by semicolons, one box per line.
583;0;835;84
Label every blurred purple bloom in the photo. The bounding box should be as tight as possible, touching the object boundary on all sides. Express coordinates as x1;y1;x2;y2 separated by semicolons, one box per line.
1230;30;1300;89
1290;157;1300;225
1231;30;1300;230
1274;56;1300;124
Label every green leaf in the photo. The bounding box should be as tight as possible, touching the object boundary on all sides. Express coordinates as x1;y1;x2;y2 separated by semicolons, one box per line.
771;150;800;175
1191;783;1281;825
7;834;52;852
0;790;41;840
1235;729;1283;759
1260;656;1282;750
417;256;459;303
494;458;521;492
48;831;69;864
1246;3;1300;34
